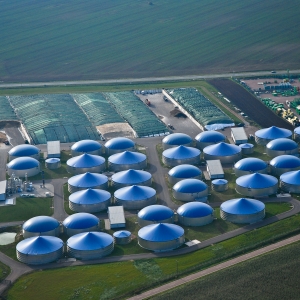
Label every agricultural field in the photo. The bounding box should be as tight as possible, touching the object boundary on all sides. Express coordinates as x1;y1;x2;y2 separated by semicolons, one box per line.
0;0;300;82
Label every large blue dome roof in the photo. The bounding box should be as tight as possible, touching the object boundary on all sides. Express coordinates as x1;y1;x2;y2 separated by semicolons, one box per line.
163;145;200;159
68;172;108;188
9;144;40;156
294;127;300;135
112;169;151;184
114;185;156;200
16;236;63;255
270;155;300;168
138;223;184;242
63;213;99;229
67;153;105;168
203;142;241;156
113;230;131;238
173;179;207;193
162;133;192;145
221;198;265;215
138;205;174;221
105;137;135;150
108;151;146;164
266;138;298;151
168;164;201;178
23;216;59;232
7;157;39;170
234;158;267;171
71;140;101;152
195;131;225;143
280;170;300;185
236;173;278;189
67;232;113;251
177;202;213;218
69;189;111;205
255;126;292;139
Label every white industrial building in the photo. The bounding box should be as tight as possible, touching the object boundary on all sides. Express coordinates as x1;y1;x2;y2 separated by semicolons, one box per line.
47;141;60;158
231;127;248;145
108;206;126;228
0;180;6;201
206;160;224;179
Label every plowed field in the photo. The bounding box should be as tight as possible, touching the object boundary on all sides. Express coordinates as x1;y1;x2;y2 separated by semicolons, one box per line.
208;79;294;130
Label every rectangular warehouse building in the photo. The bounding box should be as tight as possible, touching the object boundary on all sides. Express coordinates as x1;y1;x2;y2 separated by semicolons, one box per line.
108;206;126;228
231;127;248;145
206;160;224;179
47;141;60;158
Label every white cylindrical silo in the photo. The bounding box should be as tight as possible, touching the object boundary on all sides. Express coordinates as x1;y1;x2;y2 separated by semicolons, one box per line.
234;158;268;177
162;133;193;150
108;151;147;172
113;230;132;245
71;140;102;156
162;146;201;167
7;157;40;177
255;126;292;145
172;179;208;202
45;158;61;170
195;131;226;150
266;138;298;158
8;144;40;161
168;164;202;185
105;137;135;155
138;205;174;227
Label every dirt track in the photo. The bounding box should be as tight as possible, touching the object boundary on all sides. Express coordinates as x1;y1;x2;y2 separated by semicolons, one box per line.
208;79;294;130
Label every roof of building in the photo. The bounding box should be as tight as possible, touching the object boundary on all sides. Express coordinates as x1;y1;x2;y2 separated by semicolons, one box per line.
203;142;241;156
7;157;39;170
23;216;60;232
108;151;146;164
138;205;174;221
206;160;224;175
45;158;60;164
212;179;228;185
168;164;202;178
71;140;101;152
173;179;207;193
113;230;131;238
221;198;265;215
195;131;225;143
177;202;213;218
270;155;300;168
0;180;7;194
67;153;105;168
236;173;278;189
163;145;200;159
255;126;292;139
105;137;135;150
114;185;156;200
266;138;298;151
68;172;108;188
63;213;99;229
111;169;151;184
47;141;60;155
162;133;192;145
280;170;300;185
9;144;40;156
108;206;126;225
239;143;254;149
234;158;267;171
69;188;111;205
231;127;248;141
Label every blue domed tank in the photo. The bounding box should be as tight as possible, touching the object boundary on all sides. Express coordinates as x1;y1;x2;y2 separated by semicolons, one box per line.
270;155;300;176
211;179;228;192
195;131;225;150
111;169;152;188
105;137;135;155
255;126;292;145
138;205;174;227
113;230;132;245
266;138;298;158
45;158;61;170
168;164;202;185
294;126;300;141
71;140;102;156
7;157;40;177
280;170;300;193
8;144;40;161
239;143;254;155
234;158;268;177
162;133;193;150
108;151;147;172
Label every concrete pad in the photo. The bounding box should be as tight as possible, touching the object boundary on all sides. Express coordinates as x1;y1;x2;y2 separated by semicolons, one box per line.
97;123;135;139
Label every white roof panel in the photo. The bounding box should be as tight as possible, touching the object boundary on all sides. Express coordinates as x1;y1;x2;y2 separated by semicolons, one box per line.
47;141;60;155
108;206;125;225
231;128;248;141
0;180;6;194
206;160;224;176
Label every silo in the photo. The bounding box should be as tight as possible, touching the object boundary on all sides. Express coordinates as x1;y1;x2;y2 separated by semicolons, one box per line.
172;179;208;202
255;126;292;145
105;137;135;155
270;155;300;176
69;188;111;213
45;158;61;170
211;179;228;192
239;143;254;155
234;158;268;177
236;173;278;197
67;232;114;260
162;145;201;167
138;223;185;252
138;205;174;227
63;213;100;236
114;185;156;210
22;216;60;239
16;236;63;265
7;157;40;177
68;172;108;193
294;126;300;141
195;131;225;150
220;198;265;224
162;133;193;150
266;138;298;158
71;140;102;156
177;202;214;226
111;169;152;188
108;151;147;172
8;144;40;161
280;170;300;193
168;164;202;185
113;230;132;245
66;153;105;175
203;142;242;164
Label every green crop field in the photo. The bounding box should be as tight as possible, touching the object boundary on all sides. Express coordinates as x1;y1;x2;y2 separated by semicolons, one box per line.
0;0;300;82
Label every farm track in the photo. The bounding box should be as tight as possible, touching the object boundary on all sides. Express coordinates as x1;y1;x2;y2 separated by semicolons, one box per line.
208;79;294;130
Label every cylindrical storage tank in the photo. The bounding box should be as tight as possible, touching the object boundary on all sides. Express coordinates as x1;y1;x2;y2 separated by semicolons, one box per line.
172;179;208;202
195;131;226;150
111;169;152;188
177;202;214;226
236;173;278;197
211;179;228;192
63;213;100;237
266;138;298;158
220;198;265;224
71;140;102;156
45;158;61;170
16;236;63;265
255;126;292;145
280;170;300;193
105;137;135;155
270;155;300;176
108;151;147;172
234;158;268;177
22;216;60;239
113;230;132;245
294;126;300;141
69;188;111;213
203;142;241;164
8;144;40;161
114;185;156;210
68;172;108;193
138;223;185;252
162;146;201;167
162;133;193;150
239;143;254;155
7;157;40;177
138;205;174;227
168;164;202;185
67;232;114;260
66;153;105;175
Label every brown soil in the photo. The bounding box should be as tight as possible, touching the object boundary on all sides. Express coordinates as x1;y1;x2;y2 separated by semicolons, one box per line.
0;132;7;142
